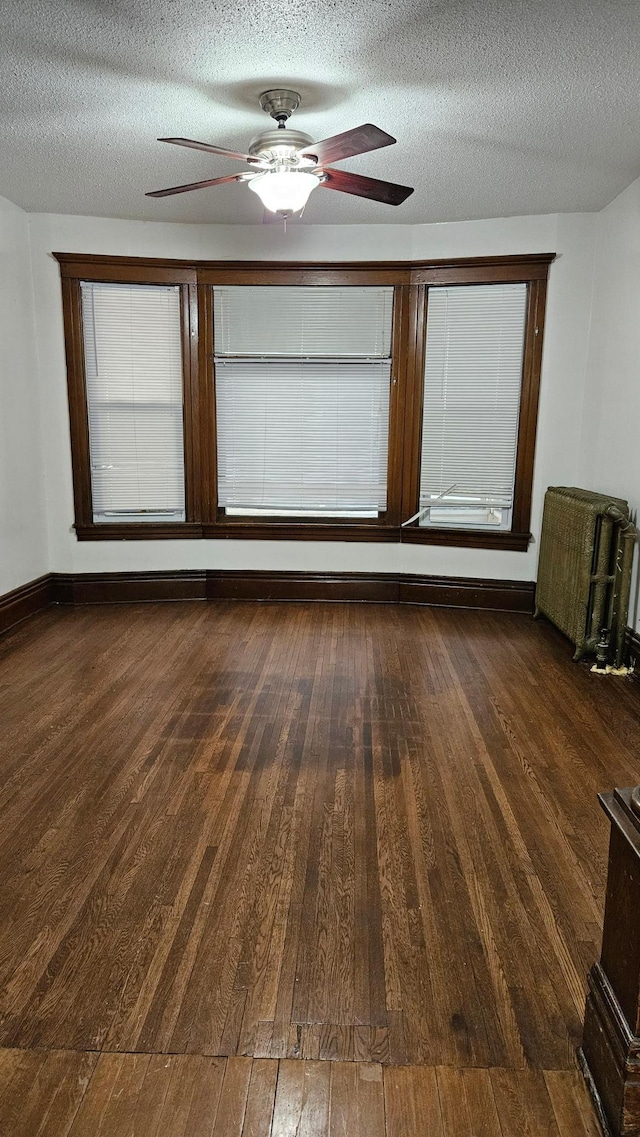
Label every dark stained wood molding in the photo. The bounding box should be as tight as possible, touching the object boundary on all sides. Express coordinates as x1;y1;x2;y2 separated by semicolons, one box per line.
206;571;399;604
0;574;53;636
52;571;208;606
207;571;534;612
512;278;548;536
54;253;196;285
54;252;556;275
198;280;217;524
60;277;93;527
182;282;202;523
205;521;401;543
397;575;534;611
399;282;426;525
56;570;535;612
580;788;640;1137
74;523;205;541
400;528;532;551
1;571;536;628
73;520;531;549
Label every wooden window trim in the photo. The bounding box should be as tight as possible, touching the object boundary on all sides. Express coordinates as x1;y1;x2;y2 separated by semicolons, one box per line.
58;266;199;531
55;252;554;548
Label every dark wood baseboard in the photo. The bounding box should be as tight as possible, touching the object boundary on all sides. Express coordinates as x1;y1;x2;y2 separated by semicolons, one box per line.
398;574;534;612
216;570;536;612
206;571;535;611
206;571;398;604
52;571;207;606
0;574;53;637
0;569;539;635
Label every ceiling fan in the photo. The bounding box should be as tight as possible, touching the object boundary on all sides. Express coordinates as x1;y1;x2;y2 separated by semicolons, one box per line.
146;89;414;217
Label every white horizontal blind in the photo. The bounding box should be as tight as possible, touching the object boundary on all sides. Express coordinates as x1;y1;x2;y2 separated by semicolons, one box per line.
419;283;527;527
214;287;393;515
81;282;185;522
215;361;390;512
214;286;393;357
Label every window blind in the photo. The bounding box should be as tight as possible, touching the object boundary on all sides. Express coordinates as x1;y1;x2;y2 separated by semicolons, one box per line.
213;286;394;357
213;287;393;515
81;282;185;523
419;283;527;527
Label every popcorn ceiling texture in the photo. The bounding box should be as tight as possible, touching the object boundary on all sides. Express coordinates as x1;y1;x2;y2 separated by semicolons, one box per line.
2;0;640;224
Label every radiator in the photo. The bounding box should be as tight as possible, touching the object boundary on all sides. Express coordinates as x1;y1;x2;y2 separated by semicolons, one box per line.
535;486;635;667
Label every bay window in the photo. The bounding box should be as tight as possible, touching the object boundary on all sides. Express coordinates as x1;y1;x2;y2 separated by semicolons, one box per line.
56;253;552;549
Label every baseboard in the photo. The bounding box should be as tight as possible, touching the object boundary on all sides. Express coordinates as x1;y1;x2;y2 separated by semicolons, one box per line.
52;571;207;606
206;571;399;604
206;571;535;611
397;575;534;612
1;570;537;636
0;574;53;637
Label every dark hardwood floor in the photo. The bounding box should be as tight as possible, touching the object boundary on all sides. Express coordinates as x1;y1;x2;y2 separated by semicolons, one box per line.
1;599;639;1133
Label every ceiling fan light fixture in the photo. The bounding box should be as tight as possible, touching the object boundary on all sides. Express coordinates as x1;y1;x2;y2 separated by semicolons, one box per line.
248;169;321;215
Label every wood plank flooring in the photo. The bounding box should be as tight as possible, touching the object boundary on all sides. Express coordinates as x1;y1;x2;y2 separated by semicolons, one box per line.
0;1050;601;1137
1;598;640;1132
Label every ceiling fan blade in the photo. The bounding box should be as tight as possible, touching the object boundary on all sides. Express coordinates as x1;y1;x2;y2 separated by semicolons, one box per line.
146;172;253;198
159;137;265;165
319;167;414;206
300;124;395;166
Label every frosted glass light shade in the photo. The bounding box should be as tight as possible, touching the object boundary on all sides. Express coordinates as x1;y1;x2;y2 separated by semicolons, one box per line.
248;170;320;215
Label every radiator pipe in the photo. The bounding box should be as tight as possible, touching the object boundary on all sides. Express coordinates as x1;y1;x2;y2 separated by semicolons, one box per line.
588;516;614;651
602;506;636;669
614;525;636;668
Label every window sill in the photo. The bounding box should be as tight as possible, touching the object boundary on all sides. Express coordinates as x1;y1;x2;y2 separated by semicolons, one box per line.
401;527;532;551
75;523;205;541
75;522;531;550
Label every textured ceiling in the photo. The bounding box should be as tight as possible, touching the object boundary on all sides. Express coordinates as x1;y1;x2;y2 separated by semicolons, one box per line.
2;0;640;225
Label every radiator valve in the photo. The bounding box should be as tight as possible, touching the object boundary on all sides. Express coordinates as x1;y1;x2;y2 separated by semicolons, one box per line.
595;628;610;667
591;626;634;676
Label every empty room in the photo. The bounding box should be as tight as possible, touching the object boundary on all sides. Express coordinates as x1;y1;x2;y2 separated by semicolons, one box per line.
2;2;640;1134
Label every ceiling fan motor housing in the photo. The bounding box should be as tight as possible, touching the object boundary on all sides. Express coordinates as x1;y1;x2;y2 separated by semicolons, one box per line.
250;91;316;164
248;127;316;162
259;89;301;122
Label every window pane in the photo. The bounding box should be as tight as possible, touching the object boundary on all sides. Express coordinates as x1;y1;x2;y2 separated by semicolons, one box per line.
419;283;527;529
81;282;185;522
215;360;390;513
214;286;393;357
213;286;393;516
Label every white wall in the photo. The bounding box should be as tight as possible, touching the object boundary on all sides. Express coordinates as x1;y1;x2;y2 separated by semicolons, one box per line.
580;175;640;629
26;208;598;582
0;195;48;594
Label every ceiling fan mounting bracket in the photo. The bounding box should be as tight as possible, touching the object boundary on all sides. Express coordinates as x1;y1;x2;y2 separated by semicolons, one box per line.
259;89;301;123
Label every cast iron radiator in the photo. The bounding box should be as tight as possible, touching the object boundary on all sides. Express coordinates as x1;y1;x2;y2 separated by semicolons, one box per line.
535;486;635;667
